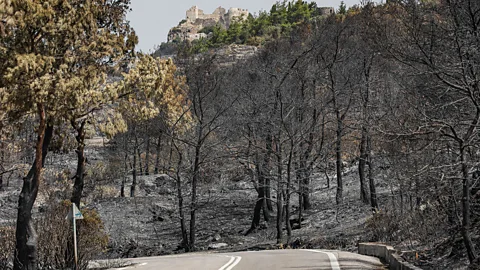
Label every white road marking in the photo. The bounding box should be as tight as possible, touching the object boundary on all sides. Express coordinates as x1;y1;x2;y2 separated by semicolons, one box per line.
219;257;235;270
225;256;241;270
303;249;341;270
219;256;242;270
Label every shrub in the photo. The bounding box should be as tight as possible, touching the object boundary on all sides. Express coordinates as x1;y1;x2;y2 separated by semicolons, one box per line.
365;210;401;242
365;206;446;246
37;200;108;270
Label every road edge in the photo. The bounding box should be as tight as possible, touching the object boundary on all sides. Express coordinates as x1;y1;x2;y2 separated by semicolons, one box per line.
358;243;422;270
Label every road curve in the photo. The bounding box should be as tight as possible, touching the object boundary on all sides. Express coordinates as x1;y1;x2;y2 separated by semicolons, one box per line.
107;249;385;270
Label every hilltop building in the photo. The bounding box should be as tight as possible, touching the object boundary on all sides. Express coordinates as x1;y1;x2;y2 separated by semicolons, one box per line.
168;6;249;42
167;5;335;43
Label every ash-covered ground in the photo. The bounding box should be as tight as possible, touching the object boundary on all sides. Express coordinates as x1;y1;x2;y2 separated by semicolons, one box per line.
0;138;471;269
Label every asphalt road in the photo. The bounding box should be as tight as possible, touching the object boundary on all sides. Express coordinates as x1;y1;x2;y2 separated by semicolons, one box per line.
108;249;385;270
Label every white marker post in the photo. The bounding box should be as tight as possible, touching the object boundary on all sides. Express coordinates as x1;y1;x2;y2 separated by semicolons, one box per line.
66;203;83;270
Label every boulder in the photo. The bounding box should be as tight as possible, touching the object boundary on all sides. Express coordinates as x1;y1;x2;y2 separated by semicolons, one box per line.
155;174;170;187
208;243;228;249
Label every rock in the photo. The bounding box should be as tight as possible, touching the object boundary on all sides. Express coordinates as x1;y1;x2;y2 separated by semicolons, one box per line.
158;187;173;195
213;233;221;241
208;243;228;249
140;177;156;195
149;203;173;222
155;174;170;187
155;174;174;195
234;181;249;190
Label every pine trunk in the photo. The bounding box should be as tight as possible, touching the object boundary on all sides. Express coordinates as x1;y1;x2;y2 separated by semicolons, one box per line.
121;137;128;197
130;143;137;197
71;120;86;207
14;107;53;270
154;133;162;174
137;143;143;176
145;136;150;175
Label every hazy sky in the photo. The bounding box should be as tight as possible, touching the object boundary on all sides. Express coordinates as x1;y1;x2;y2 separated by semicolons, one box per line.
127;0;372;52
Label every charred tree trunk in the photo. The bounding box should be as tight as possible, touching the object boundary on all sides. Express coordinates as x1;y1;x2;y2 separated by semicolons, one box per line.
295;153;303;229
137;137;143;176
154;133;162;174
300;109;318;211
460;144;477;263
121;136;128;197
295;83;313;211
275;136;283;244
145;134;150;175
298;149;310;210
71;120;87;207
130;130;138;197
0;141;4;191
367;136;378;211
265;132;273;212
0;121;3;192
173;144;189;251
335;116;343;205
359;55;373;205
189;124;203;251
265;178;273;211
359;127;369;204
276;189;283;244
121;155;126;197
246;156;268;235
246;182;266;234
14;106;53;270
262;199;270;223
301;170;311;210
285;142;293;241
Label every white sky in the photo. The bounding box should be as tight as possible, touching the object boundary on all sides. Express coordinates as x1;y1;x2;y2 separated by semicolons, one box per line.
126;0;379;52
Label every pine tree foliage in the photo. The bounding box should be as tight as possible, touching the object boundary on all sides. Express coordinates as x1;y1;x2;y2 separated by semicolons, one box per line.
99;54;190;138
0;1;181;269
0;0;137;121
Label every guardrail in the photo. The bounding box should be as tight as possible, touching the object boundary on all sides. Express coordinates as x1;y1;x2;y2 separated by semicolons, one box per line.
358;243;422;270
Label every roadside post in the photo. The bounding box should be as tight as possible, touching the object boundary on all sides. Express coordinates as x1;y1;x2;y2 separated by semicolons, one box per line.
66;203;84;270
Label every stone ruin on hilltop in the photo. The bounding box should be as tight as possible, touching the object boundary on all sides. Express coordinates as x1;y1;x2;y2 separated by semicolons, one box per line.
167;5;335;43
168;6;249;42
